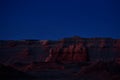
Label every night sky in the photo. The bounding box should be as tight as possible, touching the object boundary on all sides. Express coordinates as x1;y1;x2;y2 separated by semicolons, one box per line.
0;0;120;40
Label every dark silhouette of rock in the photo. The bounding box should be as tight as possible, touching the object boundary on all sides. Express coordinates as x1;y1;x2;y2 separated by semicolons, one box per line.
74;61;120;80
7;41;17;47
23;62;64;71
0;63;33;79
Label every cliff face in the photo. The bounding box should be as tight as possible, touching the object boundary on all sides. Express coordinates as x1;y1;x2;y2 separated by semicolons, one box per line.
45;43;88;63
0;36;120;64
44;37;120;63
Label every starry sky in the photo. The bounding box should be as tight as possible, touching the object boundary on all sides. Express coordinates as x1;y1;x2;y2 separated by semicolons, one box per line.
0;0;120;40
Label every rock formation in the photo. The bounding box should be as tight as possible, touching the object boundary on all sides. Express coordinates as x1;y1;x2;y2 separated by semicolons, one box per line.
0;36;120;80
0;36;120;64
45;44;88;63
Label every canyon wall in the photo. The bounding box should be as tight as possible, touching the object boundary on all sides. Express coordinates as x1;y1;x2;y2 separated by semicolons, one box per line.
0;36;120;64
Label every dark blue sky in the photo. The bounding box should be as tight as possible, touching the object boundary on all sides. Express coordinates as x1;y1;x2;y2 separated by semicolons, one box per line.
0;0;120;40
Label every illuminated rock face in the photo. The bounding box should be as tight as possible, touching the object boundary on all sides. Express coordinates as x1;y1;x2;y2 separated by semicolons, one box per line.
45;44;88;63
0;37;120;64
45;37;120;63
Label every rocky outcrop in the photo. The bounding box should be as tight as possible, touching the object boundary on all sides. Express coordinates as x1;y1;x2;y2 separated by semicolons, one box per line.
45;44;88;63
45;37;120;63
0;36;120;80
0;36;120;64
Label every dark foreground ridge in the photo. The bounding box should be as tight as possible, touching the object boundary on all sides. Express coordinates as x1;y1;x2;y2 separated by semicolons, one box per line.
0;36;120;80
